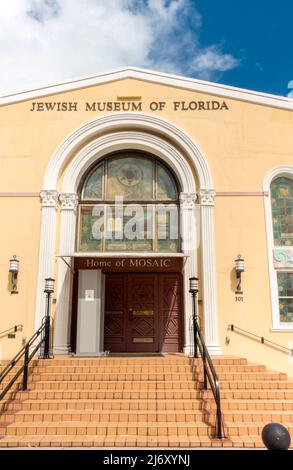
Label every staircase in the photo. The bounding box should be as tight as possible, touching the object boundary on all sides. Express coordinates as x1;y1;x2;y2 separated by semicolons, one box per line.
0;354;292;448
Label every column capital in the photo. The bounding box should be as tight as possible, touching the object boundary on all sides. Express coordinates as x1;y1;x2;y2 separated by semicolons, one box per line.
179;192;197;209
40;190;59;208
199;189;216;206
59;193;79;211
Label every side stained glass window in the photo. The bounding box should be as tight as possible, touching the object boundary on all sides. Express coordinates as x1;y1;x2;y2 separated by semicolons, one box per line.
271;176;293;324
271;177;293;246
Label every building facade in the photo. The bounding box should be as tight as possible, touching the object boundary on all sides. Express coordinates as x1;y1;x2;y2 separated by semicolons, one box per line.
0;68;292;373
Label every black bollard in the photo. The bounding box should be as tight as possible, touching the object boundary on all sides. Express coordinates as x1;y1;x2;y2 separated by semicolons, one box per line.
262;423;291;450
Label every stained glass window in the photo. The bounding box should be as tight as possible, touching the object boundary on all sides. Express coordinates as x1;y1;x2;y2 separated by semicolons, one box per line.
277;272;293;323
157;164;178;200
271;176;293;324
82;163;103;200
271;177;293;246
78;152;180;252
107;156;153;200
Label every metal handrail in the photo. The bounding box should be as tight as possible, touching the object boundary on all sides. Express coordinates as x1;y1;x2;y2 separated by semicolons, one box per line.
228;324;293;355
0;324;23;338
0;321;46;401
194;320;225;439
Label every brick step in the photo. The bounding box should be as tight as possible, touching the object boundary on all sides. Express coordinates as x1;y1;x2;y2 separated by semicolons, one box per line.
220;399;293;411
15;363;265;374
0;435;235;448
0;409;206;424
8;389;202;401
0;356;246;366
1;399;204;412
7;371;286;383
5;378;292;391
3;373;197;383
226;423;293;438
204;390;293;399
0;421;212;437
191;357;248;366
219;380;293;390
198;372;287;381
14;365;194;374
1;380;200;391
222;410;293;423
37;359;190;366
198;364;267;373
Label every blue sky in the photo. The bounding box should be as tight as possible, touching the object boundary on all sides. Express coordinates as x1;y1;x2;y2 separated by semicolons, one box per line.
195;0;293;96
0;0;292;97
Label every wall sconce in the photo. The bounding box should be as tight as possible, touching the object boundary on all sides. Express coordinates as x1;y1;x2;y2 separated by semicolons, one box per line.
9;255;19;294
235;255;244;293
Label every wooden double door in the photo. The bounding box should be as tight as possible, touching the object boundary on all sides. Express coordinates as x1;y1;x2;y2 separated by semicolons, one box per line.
104;273;182;353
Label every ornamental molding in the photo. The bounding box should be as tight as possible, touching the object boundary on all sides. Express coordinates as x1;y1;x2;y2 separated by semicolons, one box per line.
179;192;197;209
40;190;59;207
273;248;293;269
59;193;79;211
199;189;216;206
43;113;213;191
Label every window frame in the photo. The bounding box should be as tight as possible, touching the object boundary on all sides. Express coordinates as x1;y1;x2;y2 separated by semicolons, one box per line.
264;168;293;331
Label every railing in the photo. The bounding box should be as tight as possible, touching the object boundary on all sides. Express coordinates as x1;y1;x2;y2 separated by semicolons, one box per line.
0;320;47;401
228;324;293;355
0;324;23;339
194;319;225;439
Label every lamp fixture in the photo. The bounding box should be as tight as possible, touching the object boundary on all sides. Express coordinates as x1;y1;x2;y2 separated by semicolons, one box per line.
41;277;55;359
189;276;199;295
44;277;55;294
235;255;244;293
9;255;19;294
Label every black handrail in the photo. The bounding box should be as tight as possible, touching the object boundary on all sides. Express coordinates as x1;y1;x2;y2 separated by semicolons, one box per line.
228;324;293;355
0;324;23;338
0;320;46;401
194;319;225;439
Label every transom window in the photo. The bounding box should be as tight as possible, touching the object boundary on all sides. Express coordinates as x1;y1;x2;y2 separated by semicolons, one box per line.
78;152;180;253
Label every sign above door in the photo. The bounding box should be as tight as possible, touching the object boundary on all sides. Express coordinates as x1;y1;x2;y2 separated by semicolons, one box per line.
74;256;183;272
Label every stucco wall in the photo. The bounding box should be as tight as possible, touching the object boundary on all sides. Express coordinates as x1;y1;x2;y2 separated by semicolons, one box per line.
0;77;292;374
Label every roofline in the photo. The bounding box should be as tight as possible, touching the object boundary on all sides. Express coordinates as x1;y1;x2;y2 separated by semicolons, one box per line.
0;66;293;110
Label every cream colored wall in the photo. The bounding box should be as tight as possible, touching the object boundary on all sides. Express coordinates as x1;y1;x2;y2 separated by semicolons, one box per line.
0;198;40;358
0;78;292;374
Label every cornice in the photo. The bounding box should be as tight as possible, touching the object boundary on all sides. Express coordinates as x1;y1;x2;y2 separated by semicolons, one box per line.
1;67;293;110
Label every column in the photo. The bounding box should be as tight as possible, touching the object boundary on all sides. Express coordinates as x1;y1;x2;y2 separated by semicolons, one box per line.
180;192;198;355
35;190;59;330
53;193;79;355
199;189;221;355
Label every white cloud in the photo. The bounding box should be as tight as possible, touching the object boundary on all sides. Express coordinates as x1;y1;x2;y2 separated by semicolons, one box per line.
288;80;293;97
0;0;239;93
189;46;240;81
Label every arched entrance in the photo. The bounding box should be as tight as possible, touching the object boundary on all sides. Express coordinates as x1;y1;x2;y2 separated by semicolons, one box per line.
71;151;183;353
36;113;221;355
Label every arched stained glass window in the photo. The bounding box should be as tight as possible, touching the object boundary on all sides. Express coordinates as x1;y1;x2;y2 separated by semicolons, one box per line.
78;152;180;253
82;162;103;200
271;177;293;246
270;176;293;324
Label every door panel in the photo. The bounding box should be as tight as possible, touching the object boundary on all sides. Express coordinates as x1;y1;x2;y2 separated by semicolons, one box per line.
104;274;126;352
159;274;182;352
127;274;159;352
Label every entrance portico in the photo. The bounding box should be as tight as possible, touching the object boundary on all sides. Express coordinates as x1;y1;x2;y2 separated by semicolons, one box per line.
36;113;221;356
